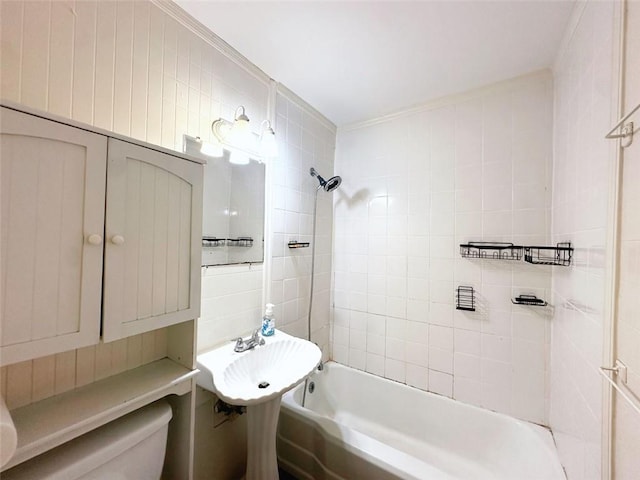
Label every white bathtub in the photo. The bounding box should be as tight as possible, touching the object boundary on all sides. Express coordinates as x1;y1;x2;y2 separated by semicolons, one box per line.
278;362;565;480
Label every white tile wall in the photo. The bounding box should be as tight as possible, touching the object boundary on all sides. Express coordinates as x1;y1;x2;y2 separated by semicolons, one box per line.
549;1;618;479
333;72;553;424
269;88;336;360
198;264;263;352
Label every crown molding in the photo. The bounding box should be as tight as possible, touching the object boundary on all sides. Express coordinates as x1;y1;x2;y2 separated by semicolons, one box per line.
151;0;271;87
276;83;337;134
340;69;552;133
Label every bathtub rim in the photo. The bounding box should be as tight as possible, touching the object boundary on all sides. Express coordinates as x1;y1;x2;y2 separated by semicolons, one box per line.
280;361;565;480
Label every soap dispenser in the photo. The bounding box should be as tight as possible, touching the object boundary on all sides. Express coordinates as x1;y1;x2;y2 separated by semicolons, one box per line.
261;303;275;336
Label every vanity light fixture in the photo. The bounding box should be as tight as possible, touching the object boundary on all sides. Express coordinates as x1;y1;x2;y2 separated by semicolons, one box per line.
210;106;278;161
259;120;278;158
212;106;255;152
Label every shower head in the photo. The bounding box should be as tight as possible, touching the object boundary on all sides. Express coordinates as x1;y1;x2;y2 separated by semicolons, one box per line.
310;167;342;192
324;175;342;192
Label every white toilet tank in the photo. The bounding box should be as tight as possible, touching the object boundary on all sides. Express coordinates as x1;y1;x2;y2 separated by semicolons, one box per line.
3;400;172;480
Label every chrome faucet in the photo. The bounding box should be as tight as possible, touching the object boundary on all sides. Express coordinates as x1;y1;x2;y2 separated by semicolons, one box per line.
233;329;265;353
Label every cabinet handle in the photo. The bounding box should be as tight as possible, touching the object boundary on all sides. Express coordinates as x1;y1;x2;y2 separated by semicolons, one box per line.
111;235;125;246
87;234;103;245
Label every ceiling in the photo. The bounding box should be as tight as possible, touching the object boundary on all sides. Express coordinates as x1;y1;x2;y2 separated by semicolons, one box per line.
175;1;575;126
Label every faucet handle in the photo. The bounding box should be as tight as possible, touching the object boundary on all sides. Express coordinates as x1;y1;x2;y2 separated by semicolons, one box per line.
252;329;265;345
233;337;244;348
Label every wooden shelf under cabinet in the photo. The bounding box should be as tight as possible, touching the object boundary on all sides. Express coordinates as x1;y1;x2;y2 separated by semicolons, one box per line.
3;358;197;471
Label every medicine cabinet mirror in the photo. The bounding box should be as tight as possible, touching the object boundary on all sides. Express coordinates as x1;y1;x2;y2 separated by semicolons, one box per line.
183;135;266;266
202;151;265;266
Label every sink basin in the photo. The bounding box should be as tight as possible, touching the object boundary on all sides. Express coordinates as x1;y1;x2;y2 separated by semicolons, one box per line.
197;330;322;406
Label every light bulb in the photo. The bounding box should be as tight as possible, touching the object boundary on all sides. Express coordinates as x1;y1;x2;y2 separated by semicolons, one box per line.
200;141;223;157
229;150;250;165
259;121;278;157
227;106;254;149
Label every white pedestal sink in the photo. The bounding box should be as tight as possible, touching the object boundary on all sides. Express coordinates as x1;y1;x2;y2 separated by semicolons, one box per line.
245;396;281;479
197;330;321;480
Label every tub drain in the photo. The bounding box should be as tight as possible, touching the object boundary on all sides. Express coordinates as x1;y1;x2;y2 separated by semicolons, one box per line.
308;381;315;394
258;381;270;389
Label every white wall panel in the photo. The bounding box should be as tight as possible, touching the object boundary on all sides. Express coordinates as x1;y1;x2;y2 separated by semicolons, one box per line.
31;356;55;403
48;1;74;117
0;1;22;101
113;1;134;136
20;1;49;111
93;1;116;131
0;328;168;410
71;1;97;125
131;1;150;141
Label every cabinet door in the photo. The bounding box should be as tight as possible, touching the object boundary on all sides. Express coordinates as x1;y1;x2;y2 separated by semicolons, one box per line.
0;107;107;365
102;139;202;341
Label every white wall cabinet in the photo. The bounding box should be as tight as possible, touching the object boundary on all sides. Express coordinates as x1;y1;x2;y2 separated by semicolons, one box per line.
0;105;203;365
103;139;202;341
1;107;107;364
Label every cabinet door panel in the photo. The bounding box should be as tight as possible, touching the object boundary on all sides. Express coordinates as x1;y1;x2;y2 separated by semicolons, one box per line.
0;107;106;365
103;139;202;341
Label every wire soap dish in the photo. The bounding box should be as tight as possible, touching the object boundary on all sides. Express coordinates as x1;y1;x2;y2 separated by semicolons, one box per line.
288;241;310;249
512;294;548;306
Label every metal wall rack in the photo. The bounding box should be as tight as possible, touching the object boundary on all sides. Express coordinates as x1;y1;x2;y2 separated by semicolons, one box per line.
460;242;523;261
460;241;574;266
456;286;475;311
202;237;226;247
202;237;254;248
227;237;254;247
288;241;310;249
523;242;573;266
